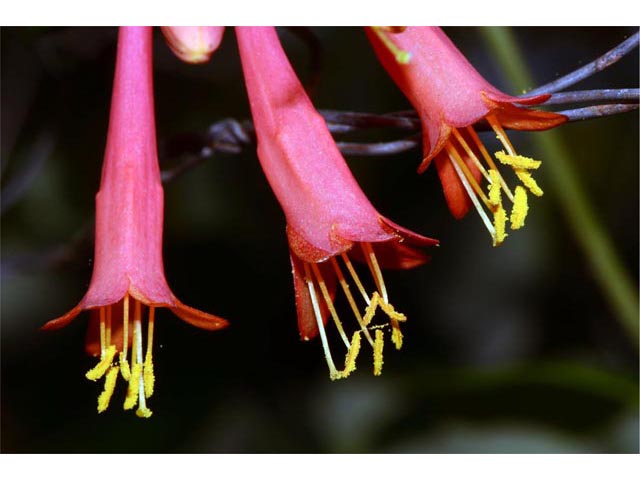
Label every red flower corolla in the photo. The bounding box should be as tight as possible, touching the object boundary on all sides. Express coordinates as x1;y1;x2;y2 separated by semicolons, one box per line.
161;26;225;64
42;27;228;417
236;27;438;380
367;27;567;246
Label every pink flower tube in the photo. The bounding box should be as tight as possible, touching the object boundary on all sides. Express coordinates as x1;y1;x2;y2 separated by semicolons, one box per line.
367;27;567;246
43;27;228;418
236;27;438;380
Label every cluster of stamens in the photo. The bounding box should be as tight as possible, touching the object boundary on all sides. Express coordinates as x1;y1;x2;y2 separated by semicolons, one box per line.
302;242;407;380
85;294;155;418
445;114;544;246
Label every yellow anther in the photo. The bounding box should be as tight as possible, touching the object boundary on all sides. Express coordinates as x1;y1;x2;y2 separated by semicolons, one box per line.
488;169;502;207
341;331;362;378
493;205;508;247
379;300;407;322
372;27;412;64
510;186;529;230
143;352;155;399
119;354;131;381
373;329;384;376
362;292;381;326
97;365;119;413
495;151;542;170
123;363;142;410
515;170;544;197
136;406;153;419
391;323;404;350
86;345;117;381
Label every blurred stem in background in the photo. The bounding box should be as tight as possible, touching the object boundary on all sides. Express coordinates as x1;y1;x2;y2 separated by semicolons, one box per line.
481;27;639;343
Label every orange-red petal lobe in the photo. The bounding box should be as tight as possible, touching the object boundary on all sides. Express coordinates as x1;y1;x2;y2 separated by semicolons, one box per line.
169;296;229;331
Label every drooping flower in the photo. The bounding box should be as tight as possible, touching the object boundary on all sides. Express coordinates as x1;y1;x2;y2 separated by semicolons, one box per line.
366;27;567;246
236;27;438;380
160;26;225;63
42;26;228;418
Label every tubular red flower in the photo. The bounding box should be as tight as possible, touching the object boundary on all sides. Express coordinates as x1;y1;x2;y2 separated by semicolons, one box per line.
236;27;437;380
161;26;225;64
367;27;567;246
42;27;228;418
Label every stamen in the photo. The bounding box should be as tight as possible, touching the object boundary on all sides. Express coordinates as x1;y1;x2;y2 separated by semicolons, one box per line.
303;263;340;380
488;169;502;207
495;151;541;170
99;307;106;358
105;305;112;348
329;257;374;347
373;330;384;376
487;115;516;156
362;292;381;326
361;243;388;304
372;27;412;64
124;302;144;410
340;253;371;305
123;363;141;410
466;126;515;202
86;344;116;381
493;205;508;247
391;323;403;350
143;307;155;399
97;365;119;413
378;301;407;322
448;147;497;241
446;143;493;209
515;170;544;197
341;331;362;378
311;263;351;349
452;128;492;184
510;186;529;229
120;294;131;381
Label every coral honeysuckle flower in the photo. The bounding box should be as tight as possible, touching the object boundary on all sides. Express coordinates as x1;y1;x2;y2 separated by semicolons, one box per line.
42;26;228;418
236;27;438;380
366;27;567;246
160;26;225;64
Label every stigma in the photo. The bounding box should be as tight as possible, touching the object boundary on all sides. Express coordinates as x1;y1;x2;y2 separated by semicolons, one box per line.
85;294;155;418
443;115;544;246
302;242;407;380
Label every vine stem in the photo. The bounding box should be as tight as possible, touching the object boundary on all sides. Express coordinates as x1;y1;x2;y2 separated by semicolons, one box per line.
481;27;639;342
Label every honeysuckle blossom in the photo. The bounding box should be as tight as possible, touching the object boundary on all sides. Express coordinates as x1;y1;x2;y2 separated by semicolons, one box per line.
42;27;228;418
236;27;438;380
161;26;225;63
367;27;567;246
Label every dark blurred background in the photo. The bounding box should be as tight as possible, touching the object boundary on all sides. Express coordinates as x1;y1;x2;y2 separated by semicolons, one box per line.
1;27;638;453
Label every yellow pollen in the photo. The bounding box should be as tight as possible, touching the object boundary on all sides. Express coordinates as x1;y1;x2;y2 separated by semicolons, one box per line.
495;150;541;170
136;405;153;419
447;121;545;246
488;169;502;207
515;170;544;197
86;345;117;381
304;248;407;381
119;355;131;382
97;365;119;413
372;26;412;64
391;323;403;350
123;363;141;410
143;307;155;399
493;205;508;247
341;331;362;378
511;186;529;230
373;330;384;376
